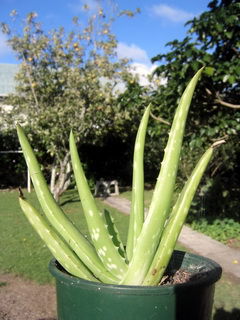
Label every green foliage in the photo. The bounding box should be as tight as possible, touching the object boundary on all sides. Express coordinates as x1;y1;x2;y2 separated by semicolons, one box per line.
189;217;240;245
150;0;240;218
115;81;149;140
1;7;135;199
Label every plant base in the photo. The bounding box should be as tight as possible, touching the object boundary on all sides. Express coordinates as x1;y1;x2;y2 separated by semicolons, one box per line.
49;250;222;320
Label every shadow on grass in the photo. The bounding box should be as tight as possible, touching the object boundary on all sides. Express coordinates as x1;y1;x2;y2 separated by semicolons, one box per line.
60;198;80;206
60;194;103;206
60;188;116;206
214;308;240;320
60;189;80;206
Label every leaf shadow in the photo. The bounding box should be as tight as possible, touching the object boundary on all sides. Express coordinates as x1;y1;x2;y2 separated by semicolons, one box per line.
213;308;240;320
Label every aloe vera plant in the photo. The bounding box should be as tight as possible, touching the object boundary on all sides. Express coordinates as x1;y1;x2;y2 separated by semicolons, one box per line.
17;68;224;286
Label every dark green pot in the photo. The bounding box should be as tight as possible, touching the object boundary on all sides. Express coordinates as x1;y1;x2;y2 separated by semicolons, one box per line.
49;250;222;320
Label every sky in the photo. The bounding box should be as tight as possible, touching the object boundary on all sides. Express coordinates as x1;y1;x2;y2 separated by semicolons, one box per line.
0;0;210;81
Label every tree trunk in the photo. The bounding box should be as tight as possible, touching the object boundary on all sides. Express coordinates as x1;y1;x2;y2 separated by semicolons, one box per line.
50;153;72;202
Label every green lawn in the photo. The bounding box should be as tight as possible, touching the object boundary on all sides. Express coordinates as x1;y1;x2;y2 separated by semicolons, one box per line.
120;189;153;207
0;188;129;283
0;188;239;319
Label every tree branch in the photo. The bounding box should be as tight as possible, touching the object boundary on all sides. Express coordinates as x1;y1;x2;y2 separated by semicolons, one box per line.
232;47;240;56
215;92;240;109
150;112;170;125
23;55;39;108
205;88;240;109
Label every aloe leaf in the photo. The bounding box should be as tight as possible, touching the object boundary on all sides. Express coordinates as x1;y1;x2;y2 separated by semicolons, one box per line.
70;131;128;280
121;68;204;285
17;125;118;284
103;209;126;259
126;105;151;262
19;196;98;281
143;141;225;285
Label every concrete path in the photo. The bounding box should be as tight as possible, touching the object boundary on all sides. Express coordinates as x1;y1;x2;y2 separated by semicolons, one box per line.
103;196;240;279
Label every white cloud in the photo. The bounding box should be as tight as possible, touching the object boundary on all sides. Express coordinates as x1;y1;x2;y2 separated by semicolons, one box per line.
117;42;150;64
129;62;156;86
116;43;165;86
151;4;194;23
116;43;167;87
116;43;159;86
0;32;11;57
129;62;167;87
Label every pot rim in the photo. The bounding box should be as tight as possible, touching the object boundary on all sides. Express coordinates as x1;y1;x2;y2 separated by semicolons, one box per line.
49;250;222;293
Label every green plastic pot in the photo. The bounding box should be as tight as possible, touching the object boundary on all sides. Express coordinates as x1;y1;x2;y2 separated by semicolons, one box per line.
49;250;222;320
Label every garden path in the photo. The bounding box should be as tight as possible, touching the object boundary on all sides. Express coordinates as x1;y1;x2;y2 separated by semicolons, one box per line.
104;196;240;279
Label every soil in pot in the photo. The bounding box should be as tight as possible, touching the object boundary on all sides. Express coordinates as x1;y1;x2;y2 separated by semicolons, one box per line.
49;251;222;320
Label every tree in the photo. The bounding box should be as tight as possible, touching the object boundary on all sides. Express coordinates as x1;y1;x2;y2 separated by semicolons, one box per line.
1;7;136;200
150;0;240;218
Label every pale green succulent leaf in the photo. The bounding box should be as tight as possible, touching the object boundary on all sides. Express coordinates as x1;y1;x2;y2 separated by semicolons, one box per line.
70;131;128;279
103;209;126;259
143;145;216;285
126;104;151;262
121;68;204;285
19;196;98;281
17;125;118;284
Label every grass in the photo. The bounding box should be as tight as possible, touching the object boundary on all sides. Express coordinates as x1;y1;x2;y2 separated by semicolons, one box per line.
119;189;153;207
214;274;240;319
0;188;129;283
0;189;53;283
0;188;240;319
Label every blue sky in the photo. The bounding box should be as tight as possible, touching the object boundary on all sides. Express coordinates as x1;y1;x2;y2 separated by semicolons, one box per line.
0;0;210;78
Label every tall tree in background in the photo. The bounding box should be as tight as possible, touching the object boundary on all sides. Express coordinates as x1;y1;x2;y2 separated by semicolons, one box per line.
151;0;240;217
1;6;136;200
